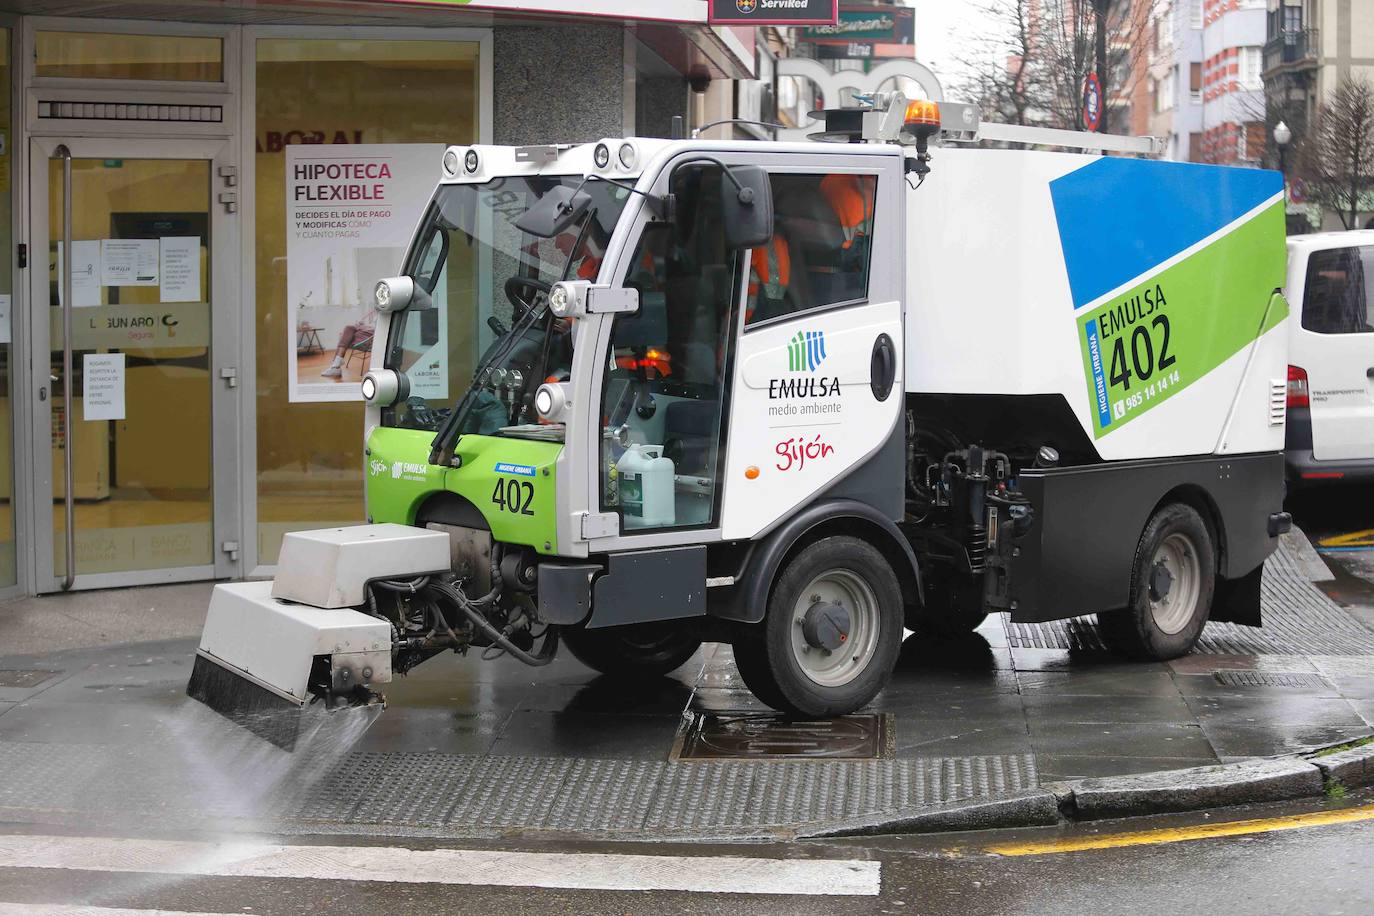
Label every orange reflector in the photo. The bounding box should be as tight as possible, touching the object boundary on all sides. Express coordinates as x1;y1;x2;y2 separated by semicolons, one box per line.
745;466;760;480
904;99;940;128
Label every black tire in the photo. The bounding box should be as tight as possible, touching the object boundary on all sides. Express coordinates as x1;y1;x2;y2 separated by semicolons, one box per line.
1097;503;1216;661
738;535;904;718
904;574;988;638
561;621;702;679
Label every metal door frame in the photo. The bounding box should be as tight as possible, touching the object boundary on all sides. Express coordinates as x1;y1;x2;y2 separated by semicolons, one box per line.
26;135;240;592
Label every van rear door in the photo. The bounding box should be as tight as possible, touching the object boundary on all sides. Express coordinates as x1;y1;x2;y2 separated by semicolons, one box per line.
1293;243;1374;461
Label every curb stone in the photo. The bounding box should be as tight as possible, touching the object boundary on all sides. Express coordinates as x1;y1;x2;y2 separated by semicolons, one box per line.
796;789;1061;839
1065;757;1324;820
1308;742;1374;789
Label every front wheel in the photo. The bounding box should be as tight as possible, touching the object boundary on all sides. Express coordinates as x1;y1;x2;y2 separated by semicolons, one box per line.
1097;503;1216;660
561;622;702;679
734;536;903;717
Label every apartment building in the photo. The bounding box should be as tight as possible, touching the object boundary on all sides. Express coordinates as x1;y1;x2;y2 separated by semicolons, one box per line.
1263;0;1374;142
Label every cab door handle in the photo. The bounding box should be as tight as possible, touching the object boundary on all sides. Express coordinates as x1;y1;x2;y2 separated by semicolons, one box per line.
870;333;896;402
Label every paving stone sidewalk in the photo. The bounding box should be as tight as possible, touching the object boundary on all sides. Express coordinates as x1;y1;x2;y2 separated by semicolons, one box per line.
0;537;1372;840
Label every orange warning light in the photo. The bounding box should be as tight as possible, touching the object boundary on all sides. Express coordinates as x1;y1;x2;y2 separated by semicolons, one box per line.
745;466;760;480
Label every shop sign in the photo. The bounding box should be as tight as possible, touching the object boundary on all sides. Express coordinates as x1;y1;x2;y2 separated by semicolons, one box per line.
800;4;914;60
709;0;839;26
53;302;210;350
285;143;445;403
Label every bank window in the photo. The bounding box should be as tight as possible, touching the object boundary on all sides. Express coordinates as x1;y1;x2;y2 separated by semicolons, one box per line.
600;166;741;532
36;32;223;82
745;173;877;327
1303;247;1374;335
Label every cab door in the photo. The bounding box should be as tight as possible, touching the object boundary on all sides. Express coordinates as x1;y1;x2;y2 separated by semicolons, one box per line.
719;154;906;541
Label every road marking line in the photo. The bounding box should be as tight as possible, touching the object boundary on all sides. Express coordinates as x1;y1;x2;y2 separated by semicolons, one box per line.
0;835;880;897
1318;528;1374;549
984;803;1374;857
0;905;240;916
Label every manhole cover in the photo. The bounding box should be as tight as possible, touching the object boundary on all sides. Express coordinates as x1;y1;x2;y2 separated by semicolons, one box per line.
0;670;61;689
1213;670;1331;689
672;712;893;761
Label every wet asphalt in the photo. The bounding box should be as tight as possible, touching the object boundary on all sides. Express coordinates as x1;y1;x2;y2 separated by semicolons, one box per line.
0;790;1372;914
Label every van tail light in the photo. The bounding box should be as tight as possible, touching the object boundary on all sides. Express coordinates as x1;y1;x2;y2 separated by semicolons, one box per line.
1287;365;1310;408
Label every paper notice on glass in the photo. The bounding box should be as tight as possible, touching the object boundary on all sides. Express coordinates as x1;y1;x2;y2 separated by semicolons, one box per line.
82;353;126;421
101;239;159;287
0;294;10;344
159;237;201;303
57;241;102;307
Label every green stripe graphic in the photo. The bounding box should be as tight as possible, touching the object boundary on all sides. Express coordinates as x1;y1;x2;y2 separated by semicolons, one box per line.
1076;201;1287;438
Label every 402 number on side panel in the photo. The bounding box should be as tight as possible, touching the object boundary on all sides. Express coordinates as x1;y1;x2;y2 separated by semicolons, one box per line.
492;478;536;516
1109;314;1176;392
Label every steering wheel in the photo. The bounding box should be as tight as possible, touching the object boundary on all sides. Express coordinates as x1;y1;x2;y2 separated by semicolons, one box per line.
504;276;551;320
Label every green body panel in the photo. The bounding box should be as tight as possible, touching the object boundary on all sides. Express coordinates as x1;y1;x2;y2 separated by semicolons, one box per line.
1076;202;1288;438
366;427;562;554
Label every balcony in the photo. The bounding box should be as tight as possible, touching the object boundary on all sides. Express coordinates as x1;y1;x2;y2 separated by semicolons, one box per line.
1264;28;1319;75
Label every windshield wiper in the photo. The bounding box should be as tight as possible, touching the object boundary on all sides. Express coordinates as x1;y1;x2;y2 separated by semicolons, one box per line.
428;300;548;467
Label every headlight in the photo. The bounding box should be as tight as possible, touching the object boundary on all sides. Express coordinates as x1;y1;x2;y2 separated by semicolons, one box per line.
618;142;637;170
464;149;480;174
360;370;405;406
548;283;572;317
374;276;414;312
442;148;460;177
593;142;611;169
534;382;571;423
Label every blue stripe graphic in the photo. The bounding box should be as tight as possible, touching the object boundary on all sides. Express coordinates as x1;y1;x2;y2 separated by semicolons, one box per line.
1084;319;1111;430
1050;159;1282;309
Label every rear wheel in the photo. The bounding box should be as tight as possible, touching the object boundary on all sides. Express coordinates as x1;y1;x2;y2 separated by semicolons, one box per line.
1098;503;1216;660
734;536;903;718
561;622;702;679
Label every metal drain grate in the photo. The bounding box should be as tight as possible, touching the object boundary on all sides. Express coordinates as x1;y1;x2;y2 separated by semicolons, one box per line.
0;670;60;689
1213;670;1332;689
672;712;894;761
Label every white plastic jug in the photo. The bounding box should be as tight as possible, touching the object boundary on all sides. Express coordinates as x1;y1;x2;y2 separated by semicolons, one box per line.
616;444;676;529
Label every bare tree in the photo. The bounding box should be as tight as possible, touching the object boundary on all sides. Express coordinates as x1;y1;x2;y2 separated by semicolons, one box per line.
1302;76;1374;230
953;0;1040;126
960;0;1161;134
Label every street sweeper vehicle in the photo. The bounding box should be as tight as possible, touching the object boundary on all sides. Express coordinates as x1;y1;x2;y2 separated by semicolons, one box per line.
190;95;1293;727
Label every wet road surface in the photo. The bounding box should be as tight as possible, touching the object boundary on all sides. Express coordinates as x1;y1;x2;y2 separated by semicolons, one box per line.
1;791;1372;915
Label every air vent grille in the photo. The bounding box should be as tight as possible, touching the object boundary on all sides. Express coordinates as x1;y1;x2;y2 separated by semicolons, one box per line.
38;101;222;123
1269;378;1286;426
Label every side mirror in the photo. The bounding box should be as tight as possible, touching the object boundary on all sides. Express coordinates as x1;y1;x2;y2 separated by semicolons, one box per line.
721;165;774;249
515;185;592;239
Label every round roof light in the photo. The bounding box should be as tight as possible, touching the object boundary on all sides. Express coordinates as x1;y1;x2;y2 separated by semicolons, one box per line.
618;143;637;170
464;149;480;174
593;143;611;169
442;148;460;177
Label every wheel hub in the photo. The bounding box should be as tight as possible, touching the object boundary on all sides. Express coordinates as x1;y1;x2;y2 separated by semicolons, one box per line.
1149;560;1174;602
801;601;850;651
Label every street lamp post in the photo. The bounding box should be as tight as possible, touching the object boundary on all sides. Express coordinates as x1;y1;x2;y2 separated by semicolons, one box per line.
1274;120;1292;176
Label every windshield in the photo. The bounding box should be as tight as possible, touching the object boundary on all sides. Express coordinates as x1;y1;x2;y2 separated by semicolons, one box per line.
382;175;632;435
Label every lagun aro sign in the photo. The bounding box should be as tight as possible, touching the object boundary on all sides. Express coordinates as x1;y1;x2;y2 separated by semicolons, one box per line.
709;0;839;26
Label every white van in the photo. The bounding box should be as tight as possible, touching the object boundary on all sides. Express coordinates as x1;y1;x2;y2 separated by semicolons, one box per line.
1285;231;1374;487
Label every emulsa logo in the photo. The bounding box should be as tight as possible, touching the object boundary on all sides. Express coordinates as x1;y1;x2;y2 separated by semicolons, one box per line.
737;0;757;11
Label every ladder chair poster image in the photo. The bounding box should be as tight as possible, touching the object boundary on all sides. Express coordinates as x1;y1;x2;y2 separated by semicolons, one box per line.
285;143;446;403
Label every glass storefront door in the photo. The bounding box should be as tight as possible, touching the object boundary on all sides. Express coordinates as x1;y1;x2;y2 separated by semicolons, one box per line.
28;138;237;590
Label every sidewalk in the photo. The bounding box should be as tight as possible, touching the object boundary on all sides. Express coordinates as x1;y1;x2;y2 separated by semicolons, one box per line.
1;537;1372;841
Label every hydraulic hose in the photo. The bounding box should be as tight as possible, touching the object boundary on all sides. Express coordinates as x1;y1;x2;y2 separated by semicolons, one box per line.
428;579;559;667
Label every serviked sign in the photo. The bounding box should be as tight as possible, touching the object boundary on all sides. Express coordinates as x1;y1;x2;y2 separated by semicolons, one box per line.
709;0;839;26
